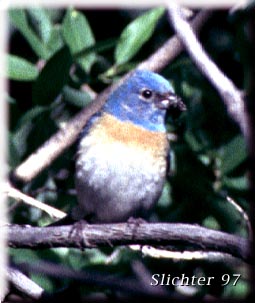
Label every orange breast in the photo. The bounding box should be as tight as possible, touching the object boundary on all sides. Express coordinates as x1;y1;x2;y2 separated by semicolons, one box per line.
89;113;169;158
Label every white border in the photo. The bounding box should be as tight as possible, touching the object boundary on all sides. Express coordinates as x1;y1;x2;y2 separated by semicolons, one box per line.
0;0;248;9
0;6;7;300
0;0;248;298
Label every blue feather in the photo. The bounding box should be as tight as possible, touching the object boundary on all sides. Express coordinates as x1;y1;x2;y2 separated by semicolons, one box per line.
103;70;174;132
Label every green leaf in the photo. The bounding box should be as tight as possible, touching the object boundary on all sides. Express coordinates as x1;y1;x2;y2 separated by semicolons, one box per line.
17;106;47;128
185;130;204;152
9;9;50;59
202;216;220;230
62;9;96;73
6;94;16;104
10;106;47;161
220;135;247;175
7;55;39;81
222;176;248;191
114;7;164;65
223;279;249;299
9;9;27;29
157;183;172;207
62;86;92;108
9;132;20;168
46;25;64;55
12;122;33;159
27;8;53;44
99;62;137;81
31;273;54;293
68;249;108;270
32;46;72;105
9;248;40;264
74;38;117;59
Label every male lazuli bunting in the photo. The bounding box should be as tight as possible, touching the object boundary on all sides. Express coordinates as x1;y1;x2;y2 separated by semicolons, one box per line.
70;70;185;223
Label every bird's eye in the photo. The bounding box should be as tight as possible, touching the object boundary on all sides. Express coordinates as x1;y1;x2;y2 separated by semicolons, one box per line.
141;89;153;99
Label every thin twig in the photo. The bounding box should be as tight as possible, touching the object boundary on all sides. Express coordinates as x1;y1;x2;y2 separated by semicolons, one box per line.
130;245;243;264
226;195;252;240
6;223;252;263
167;2;247;137
7;267;44;299
12;11;211;183
4;182;66;219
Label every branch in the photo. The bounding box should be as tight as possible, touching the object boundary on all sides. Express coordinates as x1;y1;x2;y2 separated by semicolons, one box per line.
138;10;211;72
4;182;66;219
226;195;252;240
130;245;243;263
12;11;211;183
6;223;252;263
14;260;179;300
167;2;248;137
7;267;44;299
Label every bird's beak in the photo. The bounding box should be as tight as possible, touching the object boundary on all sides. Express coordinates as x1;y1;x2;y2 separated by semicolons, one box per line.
156;92;186;112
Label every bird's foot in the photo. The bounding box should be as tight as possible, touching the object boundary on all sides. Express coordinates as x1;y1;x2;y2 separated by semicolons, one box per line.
127;217;147;241
127;217;147;225
68;219;92;250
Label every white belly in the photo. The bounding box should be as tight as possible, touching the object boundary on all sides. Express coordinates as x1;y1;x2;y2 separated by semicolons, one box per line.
74;138;167;222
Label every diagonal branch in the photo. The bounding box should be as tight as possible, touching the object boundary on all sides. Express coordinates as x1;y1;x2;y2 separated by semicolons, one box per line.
7;267;44;299
4;182;66;219
167;2;248;137
138;10;211;72
12;11;211;183
6;223;252;263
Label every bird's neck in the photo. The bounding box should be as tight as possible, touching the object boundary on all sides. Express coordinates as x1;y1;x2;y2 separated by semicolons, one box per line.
89;113;169;154
103;103;167;132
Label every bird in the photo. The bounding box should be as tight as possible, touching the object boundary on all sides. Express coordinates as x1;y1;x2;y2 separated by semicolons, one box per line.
69;70;185;224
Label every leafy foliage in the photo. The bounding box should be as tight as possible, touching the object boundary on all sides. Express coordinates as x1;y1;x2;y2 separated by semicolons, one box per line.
62;9;96;72
7;55;39;80
114;7;164;65
7;7;250;300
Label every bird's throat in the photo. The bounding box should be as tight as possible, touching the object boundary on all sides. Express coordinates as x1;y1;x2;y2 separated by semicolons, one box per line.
88;113;169;156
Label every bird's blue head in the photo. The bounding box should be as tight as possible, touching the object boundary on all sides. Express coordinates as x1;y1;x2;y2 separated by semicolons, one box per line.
103;70;185;132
